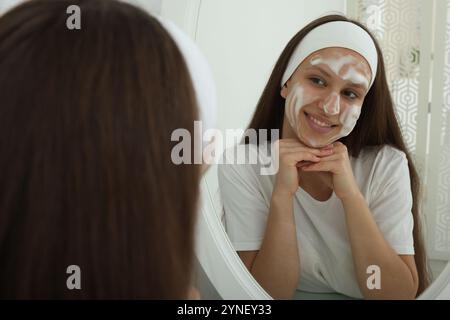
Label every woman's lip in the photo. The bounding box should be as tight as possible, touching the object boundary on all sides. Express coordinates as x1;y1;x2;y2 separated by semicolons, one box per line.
305;112;336;126
304;112;336;134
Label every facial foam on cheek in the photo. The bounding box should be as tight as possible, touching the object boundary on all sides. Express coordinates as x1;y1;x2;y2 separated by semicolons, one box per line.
285;83;319;145
285;83;303;131
338;105;361;137
314;105;360;147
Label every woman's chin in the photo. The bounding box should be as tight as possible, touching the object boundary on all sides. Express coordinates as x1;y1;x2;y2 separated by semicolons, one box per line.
297;132;335;149
296;122;339;148
297;135;320;148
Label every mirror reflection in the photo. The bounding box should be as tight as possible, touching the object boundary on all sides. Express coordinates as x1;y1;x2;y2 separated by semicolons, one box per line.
210;3;450;299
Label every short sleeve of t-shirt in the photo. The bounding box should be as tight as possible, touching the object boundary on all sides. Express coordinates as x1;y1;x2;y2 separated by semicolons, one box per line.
368;146;415;255
217;144;270;251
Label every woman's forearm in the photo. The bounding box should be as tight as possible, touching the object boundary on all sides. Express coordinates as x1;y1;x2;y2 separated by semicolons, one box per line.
342;192;418;299
250;192;300;299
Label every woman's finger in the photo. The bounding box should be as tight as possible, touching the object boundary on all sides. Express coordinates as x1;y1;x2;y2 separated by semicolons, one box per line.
278;139;332;151
296;161;315;168
301;160;337;173
280;146;332;156
283;151;322;164
312;152;345;162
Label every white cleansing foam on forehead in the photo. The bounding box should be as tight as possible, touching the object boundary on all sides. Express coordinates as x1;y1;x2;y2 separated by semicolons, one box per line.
341;65;370;88
310;54;355;77
281;20;378;89
311;53;370;89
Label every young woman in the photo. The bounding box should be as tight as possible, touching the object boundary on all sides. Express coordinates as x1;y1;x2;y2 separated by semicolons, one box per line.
218;15;429;300
0;0;216;299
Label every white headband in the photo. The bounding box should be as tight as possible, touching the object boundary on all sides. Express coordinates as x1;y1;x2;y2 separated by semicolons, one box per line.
156;16;217;150
281;21;378;89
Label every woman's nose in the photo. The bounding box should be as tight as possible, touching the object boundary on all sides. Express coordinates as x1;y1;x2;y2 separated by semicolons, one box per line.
322;93;340;115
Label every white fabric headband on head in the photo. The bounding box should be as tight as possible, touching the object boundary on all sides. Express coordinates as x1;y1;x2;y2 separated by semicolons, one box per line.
281;20;378;89
155;16;217;150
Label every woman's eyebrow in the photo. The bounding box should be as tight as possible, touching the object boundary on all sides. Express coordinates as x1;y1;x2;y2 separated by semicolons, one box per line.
305;65;332;78
346;81;368;92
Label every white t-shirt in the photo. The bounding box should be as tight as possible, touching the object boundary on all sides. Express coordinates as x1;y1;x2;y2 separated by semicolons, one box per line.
217;142;415;299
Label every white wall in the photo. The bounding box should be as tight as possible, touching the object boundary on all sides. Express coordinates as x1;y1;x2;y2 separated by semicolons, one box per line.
125;0;162;14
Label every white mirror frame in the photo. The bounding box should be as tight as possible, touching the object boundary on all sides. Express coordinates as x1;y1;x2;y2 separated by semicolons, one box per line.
195;170;271;299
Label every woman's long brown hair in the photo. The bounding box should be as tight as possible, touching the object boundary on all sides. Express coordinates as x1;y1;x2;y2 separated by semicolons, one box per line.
0;0;200;298
245;15;429;296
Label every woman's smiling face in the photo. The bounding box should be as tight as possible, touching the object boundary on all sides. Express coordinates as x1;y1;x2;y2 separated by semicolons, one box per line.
281;47;372;148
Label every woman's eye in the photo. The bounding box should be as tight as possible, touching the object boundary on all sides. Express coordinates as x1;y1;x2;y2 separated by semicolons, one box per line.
343;90;358;99
310;77;326;86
